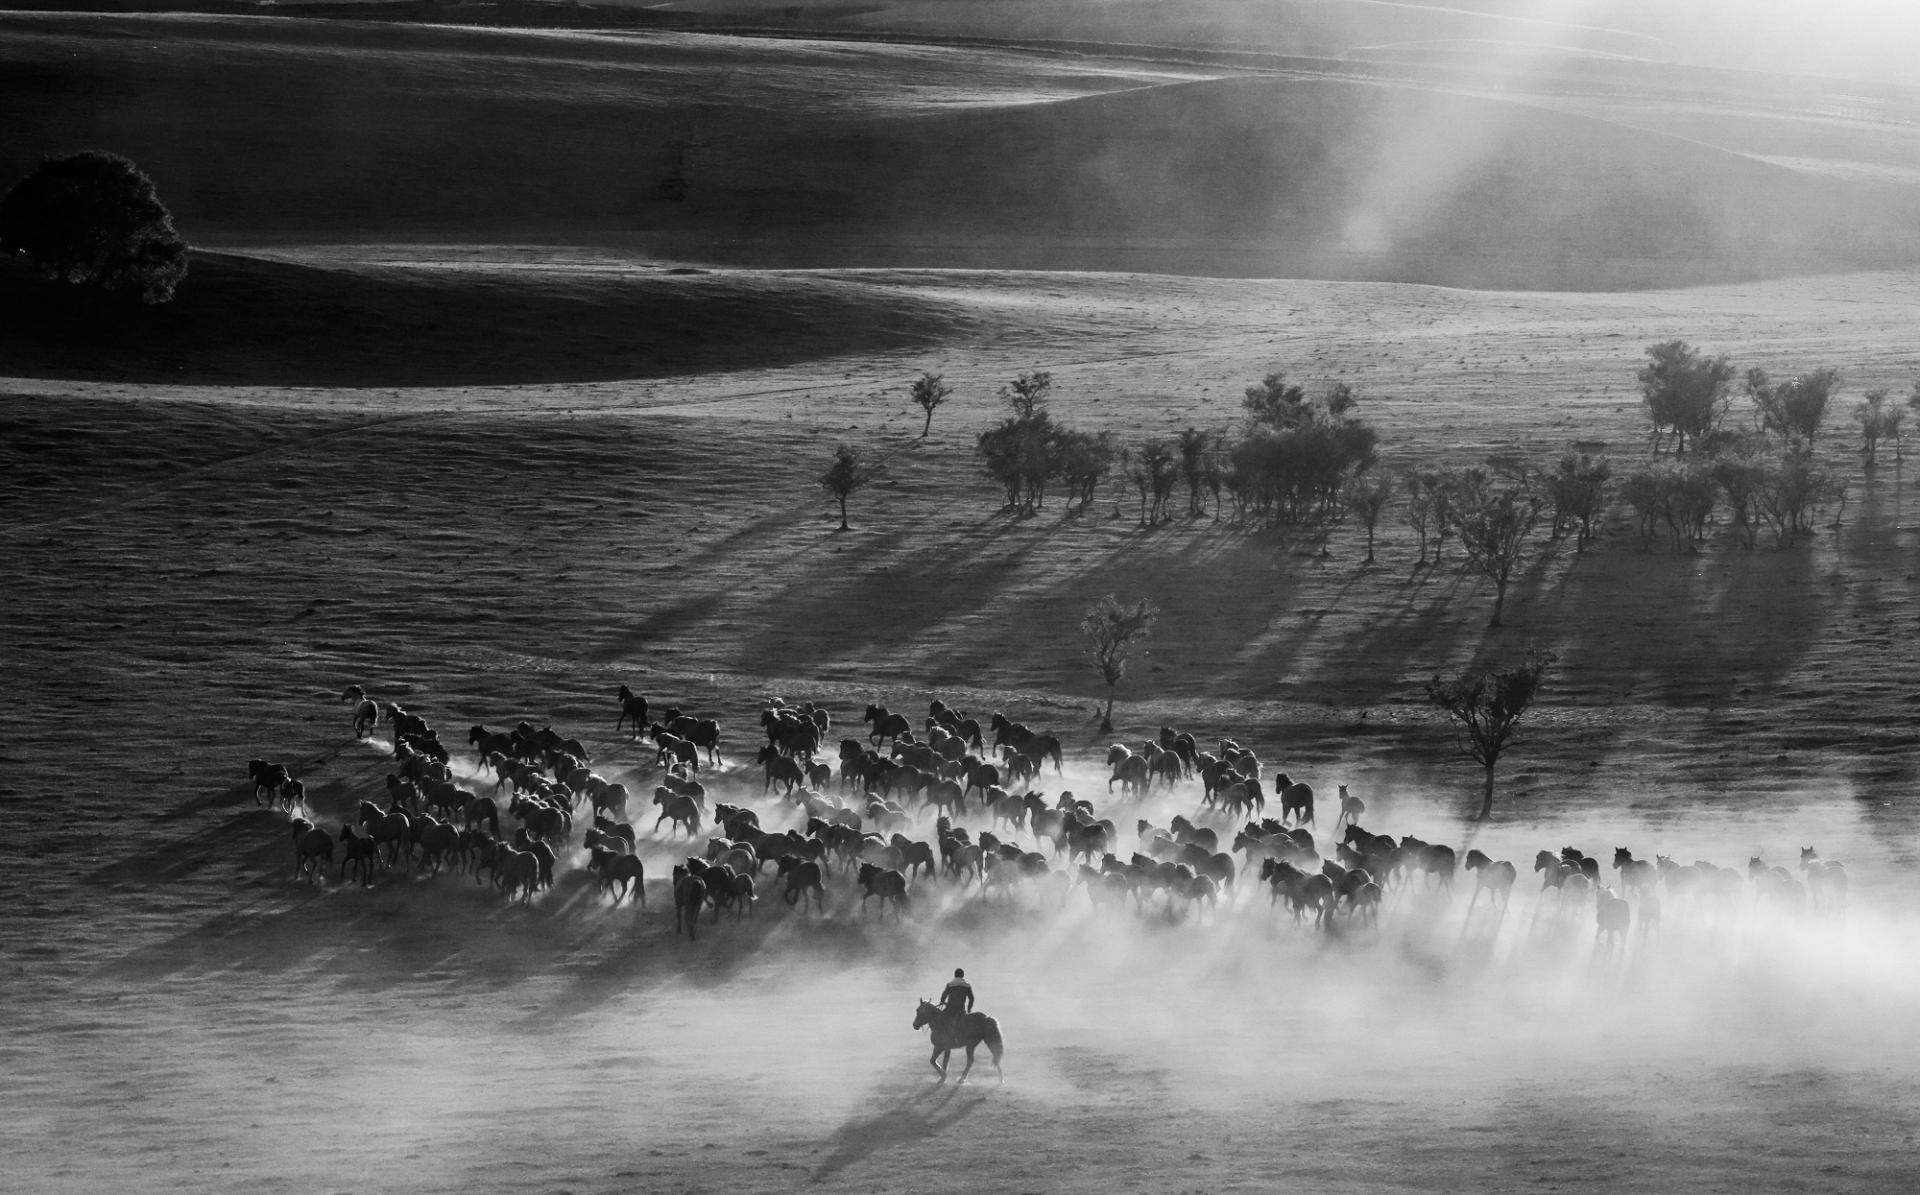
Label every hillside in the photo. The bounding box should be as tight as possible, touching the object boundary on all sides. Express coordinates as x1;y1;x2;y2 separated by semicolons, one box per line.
5;14;1917;289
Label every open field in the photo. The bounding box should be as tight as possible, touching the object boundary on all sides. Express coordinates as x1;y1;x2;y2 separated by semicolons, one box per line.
6;11;1920;1194
9;256;1920;1193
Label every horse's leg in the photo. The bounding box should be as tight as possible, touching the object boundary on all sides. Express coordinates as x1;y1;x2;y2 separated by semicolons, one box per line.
957;1044;976;1085
930;1046;948;1082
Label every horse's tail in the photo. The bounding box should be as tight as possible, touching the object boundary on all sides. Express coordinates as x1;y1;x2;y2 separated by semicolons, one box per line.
981;1016;1005;1065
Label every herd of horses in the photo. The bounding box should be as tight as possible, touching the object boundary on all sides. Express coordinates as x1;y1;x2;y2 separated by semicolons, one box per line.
248;688;1850;960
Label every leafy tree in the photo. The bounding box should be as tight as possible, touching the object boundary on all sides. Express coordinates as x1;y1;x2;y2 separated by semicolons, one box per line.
1446;478;1546;626
977;371;1064;514
0;150;189;304
1540;452;1610;549
1176;426;1213;517
819;445;879;530
1639;341;1734;455
1619;468;1666;551
1057;429;1115;513
1753;443;1838;547
1221;379;1378;528
1856;389;1906;467
1242;372;1309;428
1000;371;1053;420
1081;594;1159;734
910;372;953;438
1426;648;1556;822
1344;472;1393;563
1747;366;1840;445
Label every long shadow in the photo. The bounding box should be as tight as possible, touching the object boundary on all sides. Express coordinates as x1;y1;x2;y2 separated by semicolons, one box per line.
810;1081;988;1183
730;510;1056;672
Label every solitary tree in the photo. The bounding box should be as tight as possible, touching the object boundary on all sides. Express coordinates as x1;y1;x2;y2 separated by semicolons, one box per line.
819;445;879;531
1426;648;1556;821
1081;594;1158;734
0;150;189;304
911;372;953;438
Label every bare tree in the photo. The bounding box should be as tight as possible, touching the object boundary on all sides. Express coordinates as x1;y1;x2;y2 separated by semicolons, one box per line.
1426;648;1556;821
1081;594;1159;734
911;372;953;438
819;444;879;531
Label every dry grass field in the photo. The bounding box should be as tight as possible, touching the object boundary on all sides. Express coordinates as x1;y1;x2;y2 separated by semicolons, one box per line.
6;11;1920;1194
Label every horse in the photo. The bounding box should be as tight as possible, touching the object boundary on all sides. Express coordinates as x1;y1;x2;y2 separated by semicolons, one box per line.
588;847;646;905
1274;773;1314;826
336;823;377;885
249;759;292;809
1611;847;1659;901
778;855;827;913
355;800;412;870
864;704;912;748
672;865;708;939
1107;748;1149;798
912;999;1005;1085
1800;847;1848;913
1333;784;1364;832
1463;849;1516;911
857;862;911;920
1595;886;1631;954
757;744;805;795
291;819;334;882
616;685;649;738
652;789;703;838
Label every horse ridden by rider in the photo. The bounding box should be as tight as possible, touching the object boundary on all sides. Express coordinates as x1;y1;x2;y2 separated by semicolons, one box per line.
914;968;1003;1084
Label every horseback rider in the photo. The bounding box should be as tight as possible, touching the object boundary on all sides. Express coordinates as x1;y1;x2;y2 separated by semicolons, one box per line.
939;968;974;1019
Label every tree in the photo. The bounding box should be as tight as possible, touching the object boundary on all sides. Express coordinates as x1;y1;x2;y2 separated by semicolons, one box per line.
1344;472;1393;563
1404;470;1439;566
1857;389;1906;467
1081;595;1158;734
1176;427;1213;517
1056;429;1115;514
1540;452;1611;549
1000;371;1053;420
1242;372;1309;428
1426;648;1556;821
819;445;879;531
0;150;189;304
1446;479;1546;625
1639;341;1734;455
1748;366;1840;445
910;372;953;438
1753;443;1838;547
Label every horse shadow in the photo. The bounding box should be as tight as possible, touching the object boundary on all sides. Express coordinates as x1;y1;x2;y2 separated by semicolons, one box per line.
809;1082;987;1183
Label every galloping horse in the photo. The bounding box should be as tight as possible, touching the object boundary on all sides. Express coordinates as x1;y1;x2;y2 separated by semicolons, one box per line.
912;999;1005;1085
